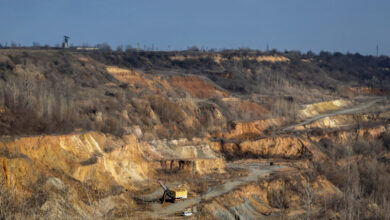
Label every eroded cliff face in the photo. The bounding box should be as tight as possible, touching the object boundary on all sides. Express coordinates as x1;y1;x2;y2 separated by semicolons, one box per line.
215;117;284;140
211;136;313;160
202;174;342;220
0;132;150;192
0;156;40;197
0;133;146;218
298;99;353;119
0;102;388;219
1;50;390;219
0;131;227;218
309;124;390;145
239;137;313;159
169;54;291;64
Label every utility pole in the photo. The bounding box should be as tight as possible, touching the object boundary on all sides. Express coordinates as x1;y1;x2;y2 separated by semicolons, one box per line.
376;44;379;57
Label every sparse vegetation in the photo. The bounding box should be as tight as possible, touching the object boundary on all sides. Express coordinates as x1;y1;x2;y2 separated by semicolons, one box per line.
0;49;389;137
0;48;390;219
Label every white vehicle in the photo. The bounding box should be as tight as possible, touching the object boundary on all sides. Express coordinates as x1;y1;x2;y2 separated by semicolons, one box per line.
182;211;193;216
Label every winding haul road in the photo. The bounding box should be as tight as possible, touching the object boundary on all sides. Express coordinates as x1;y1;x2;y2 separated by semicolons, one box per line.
142;97;386;218
281;97;385;132
146;163;291;217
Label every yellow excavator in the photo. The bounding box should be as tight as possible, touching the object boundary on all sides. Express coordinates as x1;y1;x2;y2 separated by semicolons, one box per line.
158;181;187;203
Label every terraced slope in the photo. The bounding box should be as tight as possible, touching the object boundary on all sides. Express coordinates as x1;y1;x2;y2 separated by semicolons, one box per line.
0;49;390;219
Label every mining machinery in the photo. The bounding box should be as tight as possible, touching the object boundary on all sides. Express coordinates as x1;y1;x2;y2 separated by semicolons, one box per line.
158;181;187;203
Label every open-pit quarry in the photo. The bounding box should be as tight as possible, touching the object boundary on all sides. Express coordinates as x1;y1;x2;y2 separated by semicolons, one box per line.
2;96;388;219
1;50;390;219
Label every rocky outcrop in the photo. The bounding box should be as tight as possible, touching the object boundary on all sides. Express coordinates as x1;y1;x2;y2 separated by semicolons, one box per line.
141;138;226;174
310;124;390;145
212;136;313;160
0;132;150;192
238;136;312;159
169;54;290;64
299;99;352;119
0;132;155;218
153;158;225;174
202;174;342;220
170;75;229;99
0;132;228;218
348;87;386;96
216;118;284;140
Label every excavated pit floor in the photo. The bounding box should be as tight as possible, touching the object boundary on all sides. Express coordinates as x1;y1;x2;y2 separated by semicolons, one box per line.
134;161;294;218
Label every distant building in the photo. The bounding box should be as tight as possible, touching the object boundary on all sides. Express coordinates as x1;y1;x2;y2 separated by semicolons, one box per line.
62;36;70;48
76;47;99;51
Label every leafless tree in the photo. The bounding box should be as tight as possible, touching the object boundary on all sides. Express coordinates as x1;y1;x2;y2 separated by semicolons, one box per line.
269;181;288;220
302;176;317;220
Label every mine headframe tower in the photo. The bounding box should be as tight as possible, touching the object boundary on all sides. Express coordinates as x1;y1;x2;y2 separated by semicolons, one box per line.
62;36;70;48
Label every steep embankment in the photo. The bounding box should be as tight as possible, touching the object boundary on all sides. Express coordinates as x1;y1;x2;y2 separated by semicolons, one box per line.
202;173;342;220
170;75;230;99
210;99;360;161
145;162;292;218
0;131;227;218
0;132;150;192
1;50;390;219
0;132;151;218
141;137;226;174
285;98;384;131
211;136;313;160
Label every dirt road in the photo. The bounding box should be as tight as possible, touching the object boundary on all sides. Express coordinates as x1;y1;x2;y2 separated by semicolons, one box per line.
145;162;291;217
140;98;385;218
282;97;385;131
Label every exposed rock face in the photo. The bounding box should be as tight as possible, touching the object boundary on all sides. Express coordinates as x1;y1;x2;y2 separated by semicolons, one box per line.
0;156;40;197
0;132;152;218
0;132;227;198
310;124;390;144
299;99;352;119
215;136;313;160
141;137;226;174
168;54;290;64
202;174;342;220
106;66;154;90
348;87;386;96
0;132;150;192
295;114;363;130
1;50;390;219
216;118;283;140
170;75;229;99
0;132;227;218
0;132;153;210
153;158;225;174
239;137;312;159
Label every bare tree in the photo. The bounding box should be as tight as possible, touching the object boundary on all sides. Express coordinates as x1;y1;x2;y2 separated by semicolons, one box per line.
303;176;317;220
342;146;361;220
269;181;288;220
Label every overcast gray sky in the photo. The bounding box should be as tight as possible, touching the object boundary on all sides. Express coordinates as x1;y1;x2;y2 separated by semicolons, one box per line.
0;0;389;55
